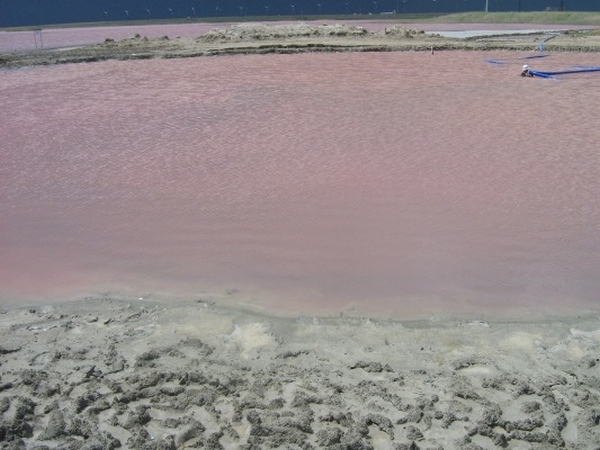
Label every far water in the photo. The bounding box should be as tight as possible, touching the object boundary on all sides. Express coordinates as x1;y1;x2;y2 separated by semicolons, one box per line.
2;51;600;318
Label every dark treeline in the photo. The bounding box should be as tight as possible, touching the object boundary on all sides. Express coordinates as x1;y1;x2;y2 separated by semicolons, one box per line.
0;0;597;28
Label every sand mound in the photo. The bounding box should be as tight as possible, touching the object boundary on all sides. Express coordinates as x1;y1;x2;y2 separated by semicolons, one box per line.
200;23;371;42
383;26;428;38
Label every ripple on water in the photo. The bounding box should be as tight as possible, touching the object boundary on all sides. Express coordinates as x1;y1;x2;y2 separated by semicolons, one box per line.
1;51;600;317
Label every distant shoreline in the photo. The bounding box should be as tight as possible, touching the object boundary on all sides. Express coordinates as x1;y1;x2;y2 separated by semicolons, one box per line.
2;22;600;68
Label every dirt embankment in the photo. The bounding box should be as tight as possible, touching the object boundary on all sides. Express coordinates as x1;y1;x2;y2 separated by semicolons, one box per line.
2;23;600;68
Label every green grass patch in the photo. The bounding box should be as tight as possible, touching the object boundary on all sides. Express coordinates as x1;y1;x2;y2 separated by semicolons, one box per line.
433;11;600;25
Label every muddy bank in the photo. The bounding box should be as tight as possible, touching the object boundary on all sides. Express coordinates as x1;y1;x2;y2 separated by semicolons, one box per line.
1;297;600;449
1;23;600;68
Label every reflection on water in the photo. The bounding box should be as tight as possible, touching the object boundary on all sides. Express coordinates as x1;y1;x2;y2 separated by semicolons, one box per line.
1;51;600;317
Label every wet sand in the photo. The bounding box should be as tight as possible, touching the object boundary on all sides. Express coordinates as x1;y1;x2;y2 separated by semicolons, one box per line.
2;23;600;449
1;297;600;449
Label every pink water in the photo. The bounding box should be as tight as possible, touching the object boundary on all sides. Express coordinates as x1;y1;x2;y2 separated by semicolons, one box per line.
2;50;600;318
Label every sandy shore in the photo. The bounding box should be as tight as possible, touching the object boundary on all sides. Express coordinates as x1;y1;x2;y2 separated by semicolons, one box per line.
1;296;600;449
1;23;600;68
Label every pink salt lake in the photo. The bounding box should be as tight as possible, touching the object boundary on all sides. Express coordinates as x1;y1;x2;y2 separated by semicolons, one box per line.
2;30;600;318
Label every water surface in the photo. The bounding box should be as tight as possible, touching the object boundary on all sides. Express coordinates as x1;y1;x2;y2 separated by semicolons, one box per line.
2;50;600;317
